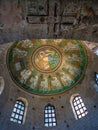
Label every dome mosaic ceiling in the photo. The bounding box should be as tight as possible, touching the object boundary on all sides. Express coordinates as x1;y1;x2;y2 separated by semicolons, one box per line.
7;39;87;95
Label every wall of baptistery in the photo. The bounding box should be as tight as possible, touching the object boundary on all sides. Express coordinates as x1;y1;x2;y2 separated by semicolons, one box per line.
0;0;98;44
0;1;98;130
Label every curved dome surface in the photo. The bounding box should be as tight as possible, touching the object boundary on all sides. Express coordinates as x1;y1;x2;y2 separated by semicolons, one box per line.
7;39;87;95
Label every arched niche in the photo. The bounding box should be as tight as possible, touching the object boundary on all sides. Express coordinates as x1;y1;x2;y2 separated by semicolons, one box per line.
0;76;4;95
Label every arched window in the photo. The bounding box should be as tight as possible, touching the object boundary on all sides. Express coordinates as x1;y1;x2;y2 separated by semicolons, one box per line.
95;72;98;85
70;94;88;120
10;98;28;124
0;76;4;95
93;47;98;56
44;104;57;127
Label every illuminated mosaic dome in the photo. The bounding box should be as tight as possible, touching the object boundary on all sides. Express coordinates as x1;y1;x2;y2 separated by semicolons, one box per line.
7;39;87;95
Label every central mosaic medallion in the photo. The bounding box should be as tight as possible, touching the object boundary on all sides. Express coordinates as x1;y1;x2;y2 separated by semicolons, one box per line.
7;39;87;96
32;46;62;73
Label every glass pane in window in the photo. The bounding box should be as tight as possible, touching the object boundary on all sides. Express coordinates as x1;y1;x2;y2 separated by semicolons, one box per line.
49;114;51;117
80;108;83;113
19;116;22;120
45;118;48;122
53;118;56;122
45;114;48;117
77;100;80;104
17;109;20;113
45;123;48;127
20;111;23;115
52;110;54;113
78;104;81;108
75;106;78;110
15;114;19;119
53;123;56;126
13;119;17;123
45;110;48;113
18;121;21;124
21;106;24;110
80;99;82;102
74;102;77;106
52;113;55;117
77;110;80;115
10;118;13;121
11;113;15;117
13;108;17;112
18;105;21;109
49;123;52;126
81;103;84;107
15;104;18;107
48;110;51;113
78;115;82;119
75;97;79;100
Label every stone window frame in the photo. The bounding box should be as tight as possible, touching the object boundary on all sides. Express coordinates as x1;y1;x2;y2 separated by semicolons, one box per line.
44;104;57;127
70;94;88;120
10;97;28;124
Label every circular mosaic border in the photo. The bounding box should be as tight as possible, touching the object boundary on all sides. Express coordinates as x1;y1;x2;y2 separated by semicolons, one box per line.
7;39;87;96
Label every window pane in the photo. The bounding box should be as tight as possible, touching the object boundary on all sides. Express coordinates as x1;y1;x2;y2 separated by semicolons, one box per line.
53;123;56;126
45;118;48;122
45;114;48;117
21;106;24;110
74;102;77;106
18;121;21;124
13;119;17;123
17;109;20;113
78;115;82;119
81;103;84;107
77;110;80;115
15;114;19;119
10;118;13;121
45;123;48;127
52;113;55;117
15;104;18;107
45;110;48;113
78;104;81;108
13;108;17;112
20;111;23;115
49;114;51;117
11;113;15;117
80;108;83;113
52;110;54;112
83;106;87;111
75;106;78;110
80;99;82;102
49;123;52;126
77;100;80;104
53;118;56;122
48;110;51;113
19;115;22;120
49;118;52;122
